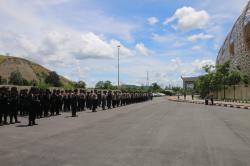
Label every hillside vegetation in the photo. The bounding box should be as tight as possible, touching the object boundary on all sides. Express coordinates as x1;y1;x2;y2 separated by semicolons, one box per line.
0;55;74;88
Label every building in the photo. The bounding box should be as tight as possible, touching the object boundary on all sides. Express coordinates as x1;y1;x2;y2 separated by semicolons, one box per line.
216;1;250;77
181;76;198;90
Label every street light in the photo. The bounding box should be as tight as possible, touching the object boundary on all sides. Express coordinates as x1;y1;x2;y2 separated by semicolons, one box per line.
117;45;120;88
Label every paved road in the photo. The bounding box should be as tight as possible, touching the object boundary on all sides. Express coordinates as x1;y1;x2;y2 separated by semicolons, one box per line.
1;97;250;166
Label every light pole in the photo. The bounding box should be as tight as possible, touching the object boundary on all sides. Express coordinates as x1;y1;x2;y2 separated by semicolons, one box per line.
117;45;120;88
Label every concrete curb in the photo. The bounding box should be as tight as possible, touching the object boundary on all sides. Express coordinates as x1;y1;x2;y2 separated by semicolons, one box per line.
168;99;250;110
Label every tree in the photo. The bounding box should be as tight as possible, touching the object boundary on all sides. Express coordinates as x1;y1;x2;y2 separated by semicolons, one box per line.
216;61;230;99
29;79;38;86
172;87;183;94
0;76;6;85
228;71;242;100
243;75;249;87
195;61;245;100
0;76;7;85
74;81;86;89
149;83;162;92
8;71;28;85
45;71;62;87
103;81;113;89
95;81;104;89
95;80;114;89
195;64;221;98
195;74;211;98
202;64;214;73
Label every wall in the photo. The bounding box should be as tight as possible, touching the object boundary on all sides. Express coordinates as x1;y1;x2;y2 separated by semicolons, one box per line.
216;85;250;100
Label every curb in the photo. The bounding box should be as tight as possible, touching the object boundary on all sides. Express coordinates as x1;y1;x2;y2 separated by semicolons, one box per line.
168;99;250;110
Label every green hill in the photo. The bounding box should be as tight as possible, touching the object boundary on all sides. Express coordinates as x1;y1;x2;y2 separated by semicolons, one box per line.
0;55;74;87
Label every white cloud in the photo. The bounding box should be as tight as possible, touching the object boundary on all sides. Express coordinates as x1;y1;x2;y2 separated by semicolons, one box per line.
191;59;215;71
151;33;188;48
0;0;137;41
135;43;151;56
0;31;134;62
164;6;210;30
188;33;214;42
192;45;202;51
73;32;133;60
147;17;159;25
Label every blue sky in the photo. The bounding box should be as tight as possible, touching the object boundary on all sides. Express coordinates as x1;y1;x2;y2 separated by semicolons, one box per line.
0;0;248;87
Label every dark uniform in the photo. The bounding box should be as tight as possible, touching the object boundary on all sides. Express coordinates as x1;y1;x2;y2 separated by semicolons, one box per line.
50;91;57;116
41;91;50;117
112;92;117;108
9;88;20;124
36;91;43;119
92;91;98;112
101;91;107;110
2;89;9;125
107;91;112;109
64;91;71;112
55;91;62;115
71;90;78;117
97;91;102;107
86;92;91;110
79;91;86;111
29;93;38;126
0;89;3;125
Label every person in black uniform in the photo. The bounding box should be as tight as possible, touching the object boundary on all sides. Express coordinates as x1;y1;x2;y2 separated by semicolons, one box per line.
19;89;28;116
64;90;71;112
55;90;62;115
2;88;10;125
0;88;4;126
77;90;81;112
71;89;78;117
112;91;116;108
78;90;86;111
101;91;107;110
86;91;91;110
23;89;29;117
62;90;67;112
107;90;112;109
92;90;98;112
50;90;57;116
82;90;86;111
9;87;20;124
36;89;43;119
97;91;102;107
28;88;38;126
41;90;50;117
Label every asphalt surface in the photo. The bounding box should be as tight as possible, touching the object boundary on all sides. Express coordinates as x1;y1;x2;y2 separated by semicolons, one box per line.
1;97;250;166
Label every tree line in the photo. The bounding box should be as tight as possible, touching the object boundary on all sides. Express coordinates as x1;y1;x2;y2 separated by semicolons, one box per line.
94;81;164;93
194;61;249;100
0;71;86;89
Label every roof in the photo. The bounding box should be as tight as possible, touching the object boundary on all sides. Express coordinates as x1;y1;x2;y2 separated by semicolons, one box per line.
181;76;199;82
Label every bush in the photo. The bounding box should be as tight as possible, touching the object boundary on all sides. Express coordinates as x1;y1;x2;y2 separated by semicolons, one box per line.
8;71;29;86
45;71;62;87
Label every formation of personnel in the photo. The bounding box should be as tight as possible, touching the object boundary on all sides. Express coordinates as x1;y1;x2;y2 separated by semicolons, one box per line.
0;87;153;126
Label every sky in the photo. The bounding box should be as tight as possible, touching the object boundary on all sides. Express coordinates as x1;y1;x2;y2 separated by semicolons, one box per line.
0;0;248;87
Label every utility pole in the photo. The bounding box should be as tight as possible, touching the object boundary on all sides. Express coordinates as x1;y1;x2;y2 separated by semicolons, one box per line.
117;45;120;88
146;71;149;87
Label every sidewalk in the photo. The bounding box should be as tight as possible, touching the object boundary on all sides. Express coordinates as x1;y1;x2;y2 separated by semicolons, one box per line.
167;95;250;110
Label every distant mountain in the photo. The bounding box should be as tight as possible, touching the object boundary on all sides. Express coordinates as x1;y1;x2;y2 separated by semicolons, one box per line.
0;55;73;87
